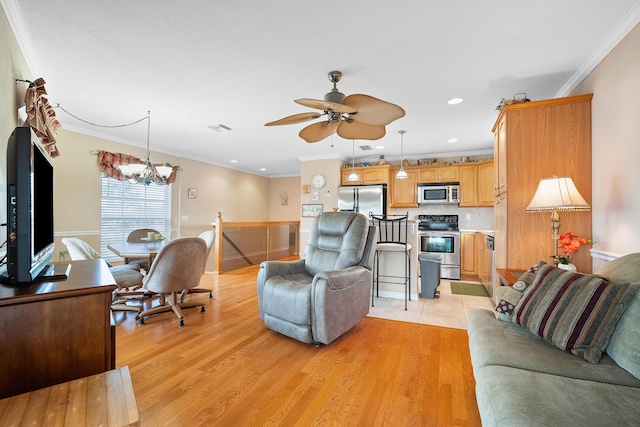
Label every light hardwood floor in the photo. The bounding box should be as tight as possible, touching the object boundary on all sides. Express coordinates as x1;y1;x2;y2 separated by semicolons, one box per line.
115;265;482;426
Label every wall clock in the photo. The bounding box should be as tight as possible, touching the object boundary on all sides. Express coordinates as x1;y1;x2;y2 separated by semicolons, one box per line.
312;174;326;189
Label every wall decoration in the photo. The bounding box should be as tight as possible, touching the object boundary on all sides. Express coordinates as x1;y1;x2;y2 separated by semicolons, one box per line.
302;204;323;217
280;190;289;205
188;188;197;199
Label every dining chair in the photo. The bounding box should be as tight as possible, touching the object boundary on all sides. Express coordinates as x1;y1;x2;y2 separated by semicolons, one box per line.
125;228;161;268
180;230;215;301
369;213;412;310
136;237;208;327
61;237;144;313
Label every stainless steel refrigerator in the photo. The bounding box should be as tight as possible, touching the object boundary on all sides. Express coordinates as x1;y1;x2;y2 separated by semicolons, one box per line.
337;185;386;217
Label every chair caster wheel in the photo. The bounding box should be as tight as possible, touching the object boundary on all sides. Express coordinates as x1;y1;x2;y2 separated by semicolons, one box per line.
179;319;184;327
136;317;144;325
200;306;205;313
208;292;212;298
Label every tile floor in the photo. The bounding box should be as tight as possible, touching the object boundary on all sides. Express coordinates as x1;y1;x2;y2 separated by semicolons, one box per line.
367;279;495;330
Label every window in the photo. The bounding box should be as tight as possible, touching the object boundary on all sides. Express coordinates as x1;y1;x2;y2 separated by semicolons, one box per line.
100;177;172;261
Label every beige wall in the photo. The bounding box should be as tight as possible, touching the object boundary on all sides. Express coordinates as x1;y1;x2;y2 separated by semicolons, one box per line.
571;22;640;267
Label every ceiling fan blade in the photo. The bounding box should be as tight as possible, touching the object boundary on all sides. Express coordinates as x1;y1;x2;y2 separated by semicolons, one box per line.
343;94;405;126
265;112;323;126
294;98;355;113
299;121;340;143
337;120;386;141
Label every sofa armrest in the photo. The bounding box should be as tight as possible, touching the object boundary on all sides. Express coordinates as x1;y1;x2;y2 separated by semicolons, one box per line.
257;259;306;318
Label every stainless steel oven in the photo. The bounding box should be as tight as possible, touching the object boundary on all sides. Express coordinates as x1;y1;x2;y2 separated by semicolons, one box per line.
417;214;461;280
419;231;461;280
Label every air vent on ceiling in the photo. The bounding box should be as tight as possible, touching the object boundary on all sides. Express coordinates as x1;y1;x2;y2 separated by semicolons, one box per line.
358;145;373;151
208;124;232;132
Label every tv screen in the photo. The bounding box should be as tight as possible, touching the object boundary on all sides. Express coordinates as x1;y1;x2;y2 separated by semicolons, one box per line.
1;127;55;283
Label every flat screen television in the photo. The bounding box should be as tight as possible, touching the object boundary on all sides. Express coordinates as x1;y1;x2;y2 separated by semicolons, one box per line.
1;127;56;283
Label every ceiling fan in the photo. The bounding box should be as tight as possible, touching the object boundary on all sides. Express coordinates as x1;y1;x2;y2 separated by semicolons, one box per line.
265;71;405;143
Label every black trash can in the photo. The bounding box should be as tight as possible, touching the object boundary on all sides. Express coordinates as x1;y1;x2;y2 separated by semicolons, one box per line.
419;253;441;299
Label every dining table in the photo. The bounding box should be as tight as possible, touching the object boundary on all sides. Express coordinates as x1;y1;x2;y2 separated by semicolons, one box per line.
107;240;165;266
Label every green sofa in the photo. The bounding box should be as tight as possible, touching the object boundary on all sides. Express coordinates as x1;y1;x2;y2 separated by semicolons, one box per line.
467;253;640;426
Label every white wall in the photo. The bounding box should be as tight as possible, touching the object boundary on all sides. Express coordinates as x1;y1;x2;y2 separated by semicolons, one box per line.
572;22;640;268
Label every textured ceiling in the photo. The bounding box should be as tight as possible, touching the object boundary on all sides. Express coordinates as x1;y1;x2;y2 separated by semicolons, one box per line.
5;0;640;176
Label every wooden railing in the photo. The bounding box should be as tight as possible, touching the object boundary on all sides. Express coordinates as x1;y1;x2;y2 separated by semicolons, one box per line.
214;212;300;273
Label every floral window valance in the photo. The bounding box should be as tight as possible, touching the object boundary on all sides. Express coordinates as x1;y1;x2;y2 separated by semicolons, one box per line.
23;77;61;157
97;150;180;185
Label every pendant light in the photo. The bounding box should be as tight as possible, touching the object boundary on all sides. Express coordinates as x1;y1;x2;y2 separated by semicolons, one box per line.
347;139;359;181
396;130;408;179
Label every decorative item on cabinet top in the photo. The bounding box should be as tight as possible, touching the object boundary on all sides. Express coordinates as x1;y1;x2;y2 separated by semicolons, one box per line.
496;93;531;111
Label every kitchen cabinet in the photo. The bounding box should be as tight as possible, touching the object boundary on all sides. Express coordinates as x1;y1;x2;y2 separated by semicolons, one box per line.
461;232;477;275
459;165;478;207
340;165;390;186
492;94;592;281
417;165;459;183
459;161;494;207
389;167;418;207
477;161;494;206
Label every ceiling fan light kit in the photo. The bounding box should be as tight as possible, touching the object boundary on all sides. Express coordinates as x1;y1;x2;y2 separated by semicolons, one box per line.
265;71;405;143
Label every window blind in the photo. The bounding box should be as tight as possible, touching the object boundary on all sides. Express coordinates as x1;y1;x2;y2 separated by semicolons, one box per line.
100;177;172;261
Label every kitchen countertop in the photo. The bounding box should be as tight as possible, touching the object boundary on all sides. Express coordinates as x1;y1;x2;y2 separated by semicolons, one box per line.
459;229;494;233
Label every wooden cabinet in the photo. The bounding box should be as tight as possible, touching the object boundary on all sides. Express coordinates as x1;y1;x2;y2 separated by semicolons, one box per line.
340;165;390;186
459;165;478;207
477;161;495;206
390;167;418;207
417;165;459;183
491;94;593;278
461;232;477;275
459;161;494;207
0;260;117;399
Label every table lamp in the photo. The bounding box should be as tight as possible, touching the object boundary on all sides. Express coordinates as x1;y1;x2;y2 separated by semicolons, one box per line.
526;176;590;262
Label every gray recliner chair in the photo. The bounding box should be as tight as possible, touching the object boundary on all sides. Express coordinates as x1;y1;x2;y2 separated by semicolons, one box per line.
257;212;376;345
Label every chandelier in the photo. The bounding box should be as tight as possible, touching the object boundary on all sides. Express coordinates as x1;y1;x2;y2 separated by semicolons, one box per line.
118;111;173;185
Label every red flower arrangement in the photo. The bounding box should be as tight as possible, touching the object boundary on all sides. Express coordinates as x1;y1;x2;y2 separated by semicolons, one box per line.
556;232;592;264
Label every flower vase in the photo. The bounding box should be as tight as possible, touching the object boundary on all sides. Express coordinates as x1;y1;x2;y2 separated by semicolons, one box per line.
558;263;577;273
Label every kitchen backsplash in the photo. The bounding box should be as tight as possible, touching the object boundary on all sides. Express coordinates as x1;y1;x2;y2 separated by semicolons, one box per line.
390;205;494;231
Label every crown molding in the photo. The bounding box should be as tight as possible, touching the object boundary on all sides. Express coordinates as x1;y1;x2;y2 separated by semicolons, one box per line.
1;0;40;75
556;2;640;97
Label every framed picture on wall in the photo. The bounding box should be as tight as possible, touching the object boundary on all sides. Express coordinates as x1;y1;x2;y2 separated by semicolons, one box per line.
188;188;197;199
302;204;323;217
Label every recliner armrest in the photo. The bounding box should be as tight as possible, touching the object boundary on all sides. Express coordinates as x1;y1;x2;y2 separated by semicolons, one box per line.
314;266;370;290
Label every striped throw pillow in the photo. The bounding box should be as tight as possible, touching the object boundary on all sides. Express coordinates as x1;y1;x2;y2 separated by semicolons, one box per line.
513;262;638;363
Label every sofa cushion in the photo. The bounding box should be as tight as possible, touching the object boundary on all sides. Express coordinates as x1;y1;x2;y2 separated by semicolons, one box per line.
474;365;640;427
513;262;638;363
606;292;640;380
467;309;640;387
494;263;539;321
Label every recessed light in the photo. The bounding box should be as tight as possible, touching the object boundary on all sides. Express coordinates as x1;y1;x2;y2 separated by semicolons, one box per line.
230;160;238;163
260;168;266;171
447;97;464;105
447;138;458;143
375;145;384;150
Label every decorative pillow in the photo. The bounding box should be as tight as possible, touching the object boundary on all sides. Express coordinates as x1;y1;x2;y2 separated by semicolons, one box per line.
494;263;540;320
513;262;638;363
495;286;525;316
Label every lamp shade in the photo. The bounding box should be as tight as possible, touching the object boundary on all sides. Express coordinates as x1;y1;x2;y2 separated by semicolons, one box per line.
526;176;590;212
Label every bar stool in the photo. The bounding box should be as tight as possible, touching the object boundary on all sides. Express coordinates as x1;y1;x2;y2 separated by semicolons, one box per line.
370;213;412;310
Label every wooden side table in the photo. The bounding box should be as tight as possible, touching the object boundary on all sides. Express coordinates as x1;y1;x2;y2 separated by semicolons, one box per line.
0;366;139;426
496;268;526;286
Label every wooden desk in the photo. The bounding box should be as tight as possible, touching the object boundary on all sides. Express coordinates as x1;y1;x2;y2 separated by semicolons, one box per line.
108;241;163;265
0;366;139;426
496;268;526;286
0;259;117;399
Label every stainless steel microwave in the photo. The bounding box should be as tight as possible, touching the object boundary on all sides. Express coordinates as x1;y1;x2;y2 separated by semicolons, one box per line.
417;183;460;204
